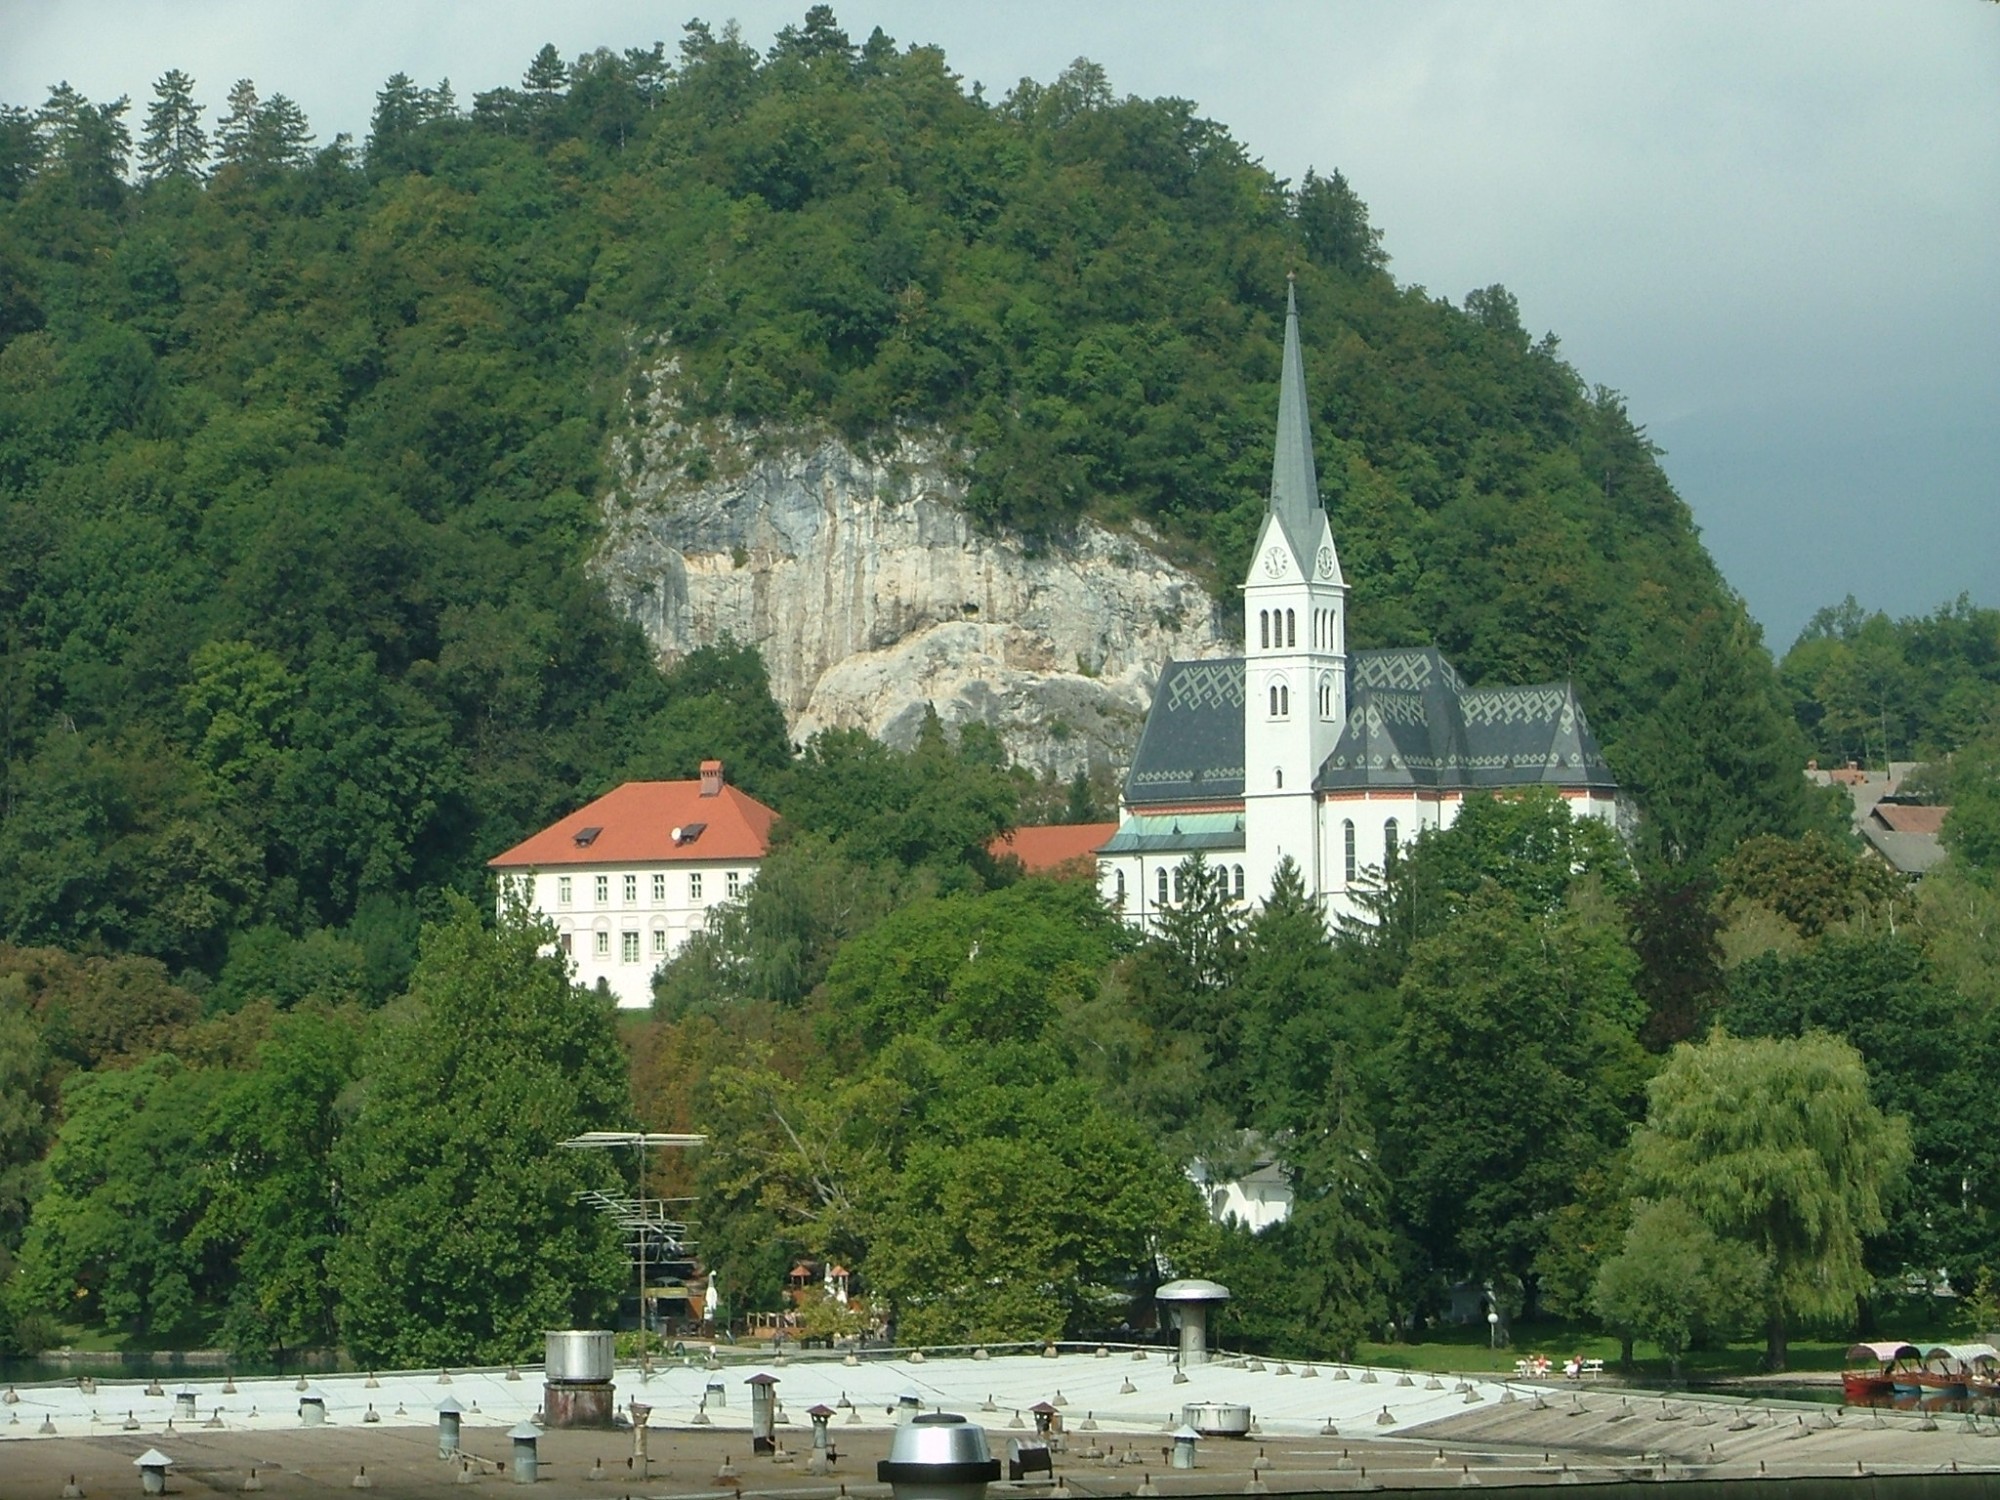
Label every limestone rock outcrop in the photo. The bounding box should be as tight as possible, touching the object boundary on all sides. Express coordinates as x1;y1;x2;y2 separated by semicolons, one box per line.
595;429;1227;775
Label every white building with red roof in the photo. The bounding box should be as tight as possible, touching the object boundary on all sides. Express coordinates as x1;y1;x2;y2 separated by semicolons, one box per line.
487;760;777;1008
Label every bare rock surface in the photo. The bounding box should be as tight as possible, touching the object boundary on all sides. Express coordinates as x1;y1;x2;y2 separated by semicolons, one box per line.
597;424;1227;775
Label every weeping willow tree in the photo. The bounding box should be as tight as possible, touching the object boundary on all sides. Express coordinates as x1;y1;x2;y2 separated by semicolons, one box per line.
1628;1031;1911;1370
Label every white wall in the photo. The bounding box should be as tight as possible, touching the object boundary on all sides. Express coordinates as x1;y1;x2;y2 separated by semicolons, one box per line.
499;862;758;1008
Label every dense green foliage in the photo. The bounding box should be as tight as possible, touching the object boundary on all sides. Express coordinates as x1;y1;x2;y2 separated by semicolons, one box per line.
1781;596;2000;767
1;8;1831;1003
1;10;1979;1366
1628;1031;1910;1370
331;896;629;1365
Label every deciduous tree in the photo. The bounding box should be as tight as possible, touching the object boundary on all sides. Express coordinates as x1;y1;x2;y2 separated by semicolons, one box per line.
1627;1030;1910;1370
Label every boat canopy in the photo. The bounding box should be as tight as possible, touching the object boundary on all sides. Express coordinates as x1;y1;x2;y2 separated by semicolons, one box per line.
1846;1342;1920;1363
1926;1343;2000;1366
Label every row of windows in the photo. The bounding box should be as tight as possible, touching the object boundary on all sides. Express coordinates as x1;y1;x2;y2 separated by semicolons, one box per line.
1110;865;1250;906
1341;817;1400;882
1257;607;1339;651
557;929;675;962
1259;609;1296;650
1264;675;1338;720
552;870;742;905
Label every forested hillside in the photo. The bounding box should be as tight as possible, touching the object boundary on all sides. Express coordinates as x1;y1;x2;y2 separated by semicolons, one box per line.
7;10;1967;1370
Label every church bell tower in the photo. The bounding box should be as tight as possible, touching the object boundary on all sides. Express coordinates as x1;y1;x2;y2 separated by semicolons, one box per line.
1241;279;1347;901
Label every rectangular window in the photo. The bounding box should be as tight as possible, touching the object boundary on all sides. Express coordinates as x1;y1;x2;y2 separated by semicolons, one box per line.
652;873;666;902
558;933;573;955
690;873;703;901
594;930;610;957
621;931;640;964
624;873;637;903
558;876;572;906
652;930;668;956
727;870;742;898
594;874;609;904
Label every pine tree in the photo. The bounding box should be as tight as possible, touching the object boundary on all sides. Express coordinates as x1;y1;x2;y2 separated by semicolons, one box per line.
522;43;569;97
366;72;422;171
138;69;206;181
213;78;259;169
34;83;130;211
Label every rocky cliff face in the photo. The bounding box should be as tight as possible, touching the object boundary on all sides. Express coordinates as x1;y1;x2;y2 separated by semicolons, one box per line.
595;426;1227;775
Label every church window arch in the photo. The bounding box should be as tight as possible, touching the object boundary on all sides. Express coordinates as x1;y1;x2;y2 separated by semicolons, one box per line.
1343;819;1357;882
1173;865;1185;902
1275;766;1284;789
1319;676;1332;718
1114;869;1126;906
1280;683;1289;715
1157;867;1169;906
1233;864;1246;901
1286;609;1296;647
1384;817;1401;871
1259;610;1270;650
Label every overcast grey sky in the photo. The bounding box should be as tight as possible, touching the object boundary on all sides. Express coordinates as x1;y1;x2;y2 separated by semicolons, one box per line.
6;1;1995;650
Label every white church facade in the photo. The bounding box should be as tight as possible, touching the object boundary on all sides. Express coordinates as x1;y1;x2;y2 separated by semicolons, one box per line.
1097;284;1619;929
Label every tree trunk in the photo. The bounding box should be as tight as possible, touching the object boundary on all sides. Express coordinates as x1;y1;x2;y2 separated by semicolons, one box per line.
1765;1310;1788;1372
1620;1334;1635;1371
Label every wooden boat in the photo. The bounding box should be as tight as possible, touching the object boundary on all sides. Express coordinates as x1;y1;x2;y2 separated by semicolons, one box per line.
1917;1343;1997;1397
1844;1342;1920;1401
1934;1343;2000;1399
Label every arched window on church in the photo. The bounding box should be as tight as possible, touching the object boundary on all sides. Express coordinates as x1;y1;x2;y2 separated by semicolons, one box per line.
1259;610;1270;649
1275;766;1284;789
1343;819;1357;882
1269;683;1279;717
1319;677;1331;718
1173;865;1185;902
1384;817;1400;872
1233;864;1245;901
1157;867;1169;906
1286;609;1296;647
1280;682;1289;715
1114;869;1126;906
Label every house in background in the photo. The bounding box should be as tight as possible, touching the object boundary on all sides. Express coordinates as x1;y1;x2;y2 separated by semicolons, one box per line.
489;760;777;1007
1187;1139;1294;1232
1806;759;1951;878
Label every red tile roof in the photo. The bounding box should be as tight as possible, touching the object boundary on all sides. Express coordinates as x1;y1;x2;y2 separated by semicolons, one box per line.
1873;803;1948;836
488;778;778;868
989;822;1117;874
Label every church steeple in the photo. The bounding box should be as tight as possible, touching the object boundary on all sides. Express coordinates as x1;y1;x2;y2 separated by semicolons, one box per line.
1268;276;1325;565
1240;278;1347;905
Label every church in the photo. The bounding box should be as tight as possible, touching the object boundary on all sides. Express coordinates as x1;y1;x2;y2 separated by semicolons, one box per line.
1096;284;1620;928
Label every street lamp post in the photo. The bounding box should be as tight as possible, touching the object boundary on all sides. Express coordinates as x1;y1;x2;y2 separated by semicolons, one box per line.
1487;1309;1501;1350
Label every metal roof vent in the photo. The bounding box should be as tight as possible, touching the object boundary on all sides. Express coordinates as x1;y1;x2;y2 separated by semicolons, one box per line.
572;826;602;847
879;1413;999;1500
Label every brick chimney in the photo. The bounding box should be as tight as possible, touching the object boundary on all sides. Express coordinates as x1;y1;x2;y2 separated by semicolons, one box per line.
699;760;724;798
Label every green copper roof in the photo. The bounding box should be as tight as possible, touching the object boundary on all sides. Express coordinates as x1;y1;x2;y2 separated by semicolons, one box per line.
1268;280;1325;564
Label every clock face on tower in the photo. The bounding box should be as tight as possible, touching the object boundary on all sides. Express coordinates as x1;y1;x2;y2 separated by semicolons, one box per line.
1263;546;1287;579
1316;546;1336;580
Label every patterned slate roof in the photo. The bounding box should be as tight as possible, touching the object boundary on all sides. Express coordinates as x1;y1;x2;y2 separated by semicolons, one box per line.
1318;648;1617;792
1123;648;1616;804
1123;658;1247;805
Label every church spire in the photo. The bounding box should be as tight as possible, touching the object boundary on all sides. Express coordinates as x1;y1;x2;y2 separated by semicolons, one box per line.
1268;276;1323;561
